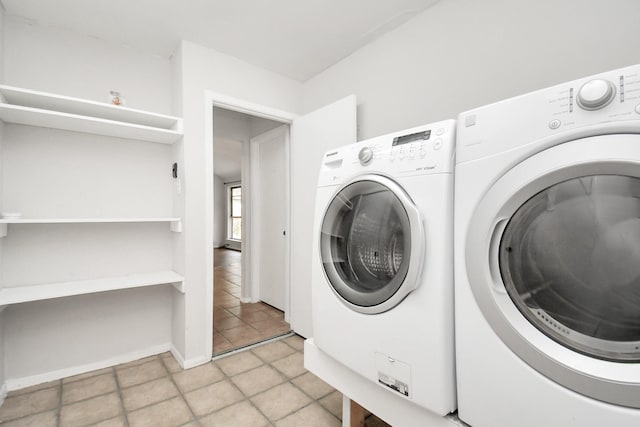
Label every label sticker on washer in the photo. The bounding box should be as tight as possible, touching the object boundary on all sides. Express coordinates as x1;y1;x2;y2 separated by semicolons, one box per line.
378;372;409;397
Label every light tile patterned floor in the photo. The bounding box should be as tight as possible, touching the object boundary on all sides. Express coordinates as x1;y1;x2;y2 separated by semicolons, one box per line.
213;249;291;355
0;335;390;426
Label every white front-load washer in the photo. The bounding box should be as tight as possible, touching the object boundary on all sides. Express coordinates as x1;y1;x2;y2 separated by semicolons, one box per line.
311;121;457;416
455;64;640;427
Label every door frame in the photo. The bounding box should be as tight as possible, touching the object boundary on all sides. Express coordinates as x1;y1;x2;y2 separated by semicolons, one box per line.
249;125;291;318
205;90;297;334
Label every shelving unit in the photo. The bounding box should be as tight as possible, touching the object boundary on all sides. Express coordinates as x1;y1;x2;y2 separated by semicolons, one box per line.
0;271;185;307
0;85;183;144
0;217;182;237
0;85;184;313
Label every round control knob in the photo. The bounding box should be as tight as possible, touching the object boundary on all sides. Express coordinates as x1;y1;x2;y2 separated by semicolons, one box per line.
358;147;374;165
577;79;616;110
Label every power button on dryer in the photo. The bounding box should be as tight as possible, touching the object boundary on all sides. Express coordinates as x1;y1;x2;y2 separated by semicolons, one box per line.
549;119;561;130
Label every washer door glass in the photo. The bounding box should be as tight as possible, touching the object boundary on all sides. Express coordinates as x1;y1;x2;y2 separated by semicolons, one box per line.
320;178;412;309
500;175;640;361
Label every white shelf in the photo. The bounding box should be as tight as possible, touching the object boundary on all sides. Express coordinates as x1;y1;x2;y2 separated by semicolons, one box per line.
0;217;181;224
0;218;182;237
0;271;185;306
0;85;183;144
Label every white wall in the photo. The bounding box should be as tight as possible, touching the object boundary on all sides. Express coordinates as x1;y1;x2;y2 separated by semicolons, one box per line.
302;0;640;141
2;126;173;220
1;19;177;385
0;3;4;83
4;16;173;114
0;310;5;403
173;40;302;365
5;288;172;383
249;116;282;139
213;107;247;183
0;3;5;400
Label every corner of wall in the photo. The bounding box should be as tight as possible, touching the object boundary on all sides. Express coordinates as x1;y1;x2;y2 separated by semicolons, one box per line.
170;42;184;118
170;41;187;363
0;0;5;392
0;3;5;83
0;307;6;406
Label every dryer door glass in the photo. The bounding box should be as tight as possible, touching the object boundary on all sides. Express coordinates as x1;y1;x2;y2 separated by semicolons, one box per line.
320;179;412;308
499;175;640;361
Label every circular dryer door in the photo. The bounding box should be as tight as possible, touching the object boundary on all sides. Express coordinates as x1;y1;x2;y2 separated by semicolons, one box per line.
466;134;640;408
500;174;640;361
320;174;424;314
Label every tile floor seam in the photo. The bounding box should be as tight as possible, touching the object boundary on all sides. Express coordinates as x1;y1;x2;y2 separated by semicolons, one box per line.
61;368;112;385
56;379;62;427
86;415;122;427
187;380;247;421
286;364;342;423
255;349;314;423
281;339;300;351
0;390;60;425
58;386;118;407
218;355;287;427
112;365;131;427
289;375;335;401
281;372;320;404
280;400;342;425
165;358;200;424
233;379;280;426
249;380;310;424
175;372;227;396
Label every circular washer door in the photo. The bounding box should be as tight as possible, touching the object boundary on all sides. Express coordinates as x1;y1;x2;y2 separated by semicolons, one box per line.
320;174;424;314
465;134;640;408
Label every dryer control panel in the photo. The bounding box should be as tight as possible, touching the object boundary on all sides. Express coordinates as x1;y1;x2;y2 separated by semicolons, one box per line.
457;63;640;164
318;120;456;187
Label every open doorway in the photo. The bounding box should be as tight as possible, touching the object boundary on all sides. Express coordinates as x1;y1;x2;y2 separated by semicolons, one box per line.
212;106;291;355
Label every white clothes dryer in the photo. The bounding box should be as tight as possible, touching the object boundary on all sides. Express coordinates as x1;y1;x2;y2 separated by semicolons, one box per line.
311;121;456;416
455;64;640;427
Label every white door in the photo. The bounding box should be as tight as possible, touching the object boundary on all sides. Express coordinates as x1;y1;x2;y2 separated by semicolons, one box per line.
250;125;288;311
290;95;357;338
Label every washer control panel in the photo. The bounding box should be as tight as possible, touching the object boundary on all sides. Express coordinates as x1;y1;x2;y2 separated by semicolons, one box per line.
318;120;456;186
358;146;374;165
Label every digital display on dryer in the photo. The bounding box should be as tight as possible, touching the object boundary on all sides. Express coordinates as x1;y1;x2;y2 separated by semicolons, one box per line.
392;130;431;146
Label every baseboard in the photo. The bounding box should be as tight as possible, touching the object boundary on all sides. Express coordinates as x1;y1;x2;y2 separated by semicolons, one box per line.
182;354;211;369
169;344;210;370
0;382;7;406
5;343;171;391
169;344;186;368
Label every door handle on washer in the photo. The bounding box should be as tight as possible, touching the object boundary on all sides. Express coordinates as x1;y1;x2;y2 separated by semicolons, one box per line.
488;218;508;294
